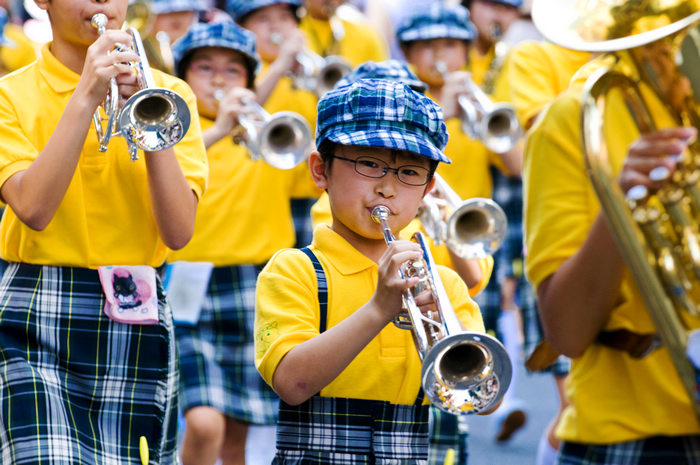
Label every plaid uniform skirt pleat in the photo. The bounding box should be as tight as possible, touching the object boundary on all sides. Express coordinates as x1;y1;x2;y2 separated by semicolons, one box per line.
0;263;179;465
557;436;700;465
175;264;279;424
274;396;430;464
428;407;468;465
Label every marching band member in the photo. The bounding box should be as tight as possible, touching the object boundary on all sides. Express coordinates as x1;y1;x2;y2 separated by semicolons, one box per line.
169;20;320;465
524;3;700;462
255;78;486;463
0;0;207;462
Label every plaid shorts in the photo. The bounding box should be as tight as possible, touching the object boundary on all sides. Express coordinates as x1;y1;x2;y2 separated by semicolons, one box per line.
558;436;700;465
274;396;430;464
175;264;279;424
0;263;179;465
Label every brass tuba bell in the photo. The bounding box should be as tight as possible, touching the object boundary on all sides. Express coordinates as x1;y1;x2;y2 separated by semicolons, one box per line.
532;0;700;418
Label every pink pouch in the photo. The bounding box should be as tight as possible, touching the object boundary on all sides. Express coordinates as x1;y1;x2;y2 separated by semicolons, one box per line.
98;265;159;325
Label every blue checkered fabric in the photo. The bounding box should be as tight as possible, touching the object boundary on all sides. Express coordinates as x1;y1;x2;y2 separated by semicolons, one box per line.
226;0;301;22
396;4;476;44
488;0;523;7
176;264;279;425
335;59;427;93
172;21;260;79
557;435;700;465
0;263;179;465
149;0;209;14
316;79;450;163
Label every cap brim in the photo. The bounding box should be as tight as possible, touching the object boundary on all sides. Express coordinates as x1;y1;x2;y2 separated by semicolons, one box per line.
325;128;451;164
399;25;474;43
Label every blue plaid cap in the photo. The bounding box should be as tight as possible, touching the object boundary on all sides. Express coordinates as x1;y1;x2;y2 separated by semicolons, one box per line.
172;22;261;79
226;0;301;22
316;79;450;164
335;60;427;93
396;4;476;43
150;0;209;14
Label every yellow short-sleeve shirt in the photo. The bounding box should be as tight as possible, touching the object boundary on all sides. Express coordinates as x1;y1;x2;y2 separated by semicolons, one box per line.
0;43;207;268
168;116;319;266
524;56;700;443
299;15;388;67
1;24;40;73
507;41;591;129
255;224;484;404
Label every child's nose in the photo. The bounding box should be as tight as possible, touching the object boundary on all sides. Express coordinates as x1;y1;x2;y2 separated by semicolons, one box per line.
375;172;399;198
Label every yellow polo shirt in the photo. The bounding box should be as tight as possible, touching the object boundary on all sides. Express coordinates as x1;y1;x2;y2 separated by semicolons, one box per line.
524;55;700;443
299;15;388;67
0;43;207;268
468;46;495;89
168;116;319;266
258;62;318;131
507;41;591;129
255;224;484;404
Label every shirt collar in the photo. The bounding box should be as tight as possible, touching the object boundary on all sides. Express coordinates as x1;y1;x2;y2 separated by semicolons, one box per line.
312;224;377;276
37;42;81;94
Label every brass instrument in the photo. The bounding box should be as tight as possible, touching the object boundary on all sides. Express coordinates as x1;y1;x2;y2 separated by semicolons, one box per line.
371;205;512;414
269;33;352;97
420;173;508;259
532;0;700;418
91;13;190;161
435;61;521;154
215;90;312;170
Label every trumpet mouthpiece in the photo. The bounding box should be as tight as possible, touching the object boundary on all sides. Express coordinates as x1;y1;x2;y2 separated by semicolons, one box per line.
91;13;108;31
371;205;390;223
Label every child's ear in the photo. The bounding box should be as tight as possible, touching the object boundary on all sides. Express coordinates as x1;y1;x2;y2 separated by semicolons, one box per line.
308;151;329;190
422;176;436;198
33;0;49;11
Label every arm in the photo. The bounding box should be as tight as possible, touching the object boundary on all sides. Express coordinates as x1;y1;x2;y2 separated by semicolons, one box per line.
272;240;423;405
534;127;696;357
255;30;306;106
1;30;138;230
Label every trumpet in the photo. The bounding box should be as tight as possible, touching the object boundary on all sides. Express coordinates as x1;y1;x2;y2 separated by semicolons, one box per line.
436;61;521;154
371;205;512;414
420;173;508;259
91;13;190;161
215;90;312;170
269;32;351;97
294;49;353;97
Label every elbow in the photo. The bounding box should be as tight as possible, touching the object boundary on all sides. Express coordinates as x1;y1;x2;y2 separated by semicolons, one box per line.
163;231;193;251
15;206;51;231
273;374;315;406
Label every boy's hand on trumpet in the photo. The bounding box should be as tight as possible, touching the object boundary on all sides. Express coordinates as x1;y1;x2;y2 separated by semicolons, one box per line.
212;87;257;139
370;240;424;323
440;70;472;120
79;28;138;110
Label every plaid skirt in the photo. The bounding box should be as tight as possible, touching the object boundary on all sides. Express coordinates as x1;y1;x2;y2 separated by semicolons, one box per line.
175;264;279;424
0;263;179;465
558;436;700;465
428;407;468;465
274;396;430;464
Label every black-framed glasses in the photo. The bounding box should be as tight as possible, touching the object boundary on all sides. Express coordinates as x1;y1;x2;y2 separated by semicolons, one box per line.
329;154;431;186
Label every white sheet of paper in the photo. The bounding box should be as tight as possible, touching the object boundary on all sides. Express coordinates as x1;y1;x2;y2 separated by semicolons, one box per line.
163;261;214;326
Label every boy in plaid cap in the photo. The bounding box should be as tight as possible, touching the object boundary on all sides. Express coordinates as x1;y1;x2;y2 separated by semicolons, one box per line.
169;21;318;465
255;78;486;463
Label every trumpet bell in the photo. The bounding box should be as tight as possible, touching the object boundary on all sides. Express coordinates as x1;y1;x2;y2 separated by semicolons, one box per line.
477;104;522;155
118;87;191;152
257;111;312;170
447;197;508;258
422;332;512;414
316;56;353;96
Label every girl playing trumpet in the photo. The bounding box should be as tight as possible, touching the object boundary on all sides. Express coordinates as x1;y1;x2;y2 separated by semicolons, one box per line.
0;0;207;463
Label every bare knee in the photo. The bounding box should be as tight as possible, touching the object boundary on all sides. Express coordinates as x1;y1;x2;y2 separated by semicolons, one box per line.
183;406;226;450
